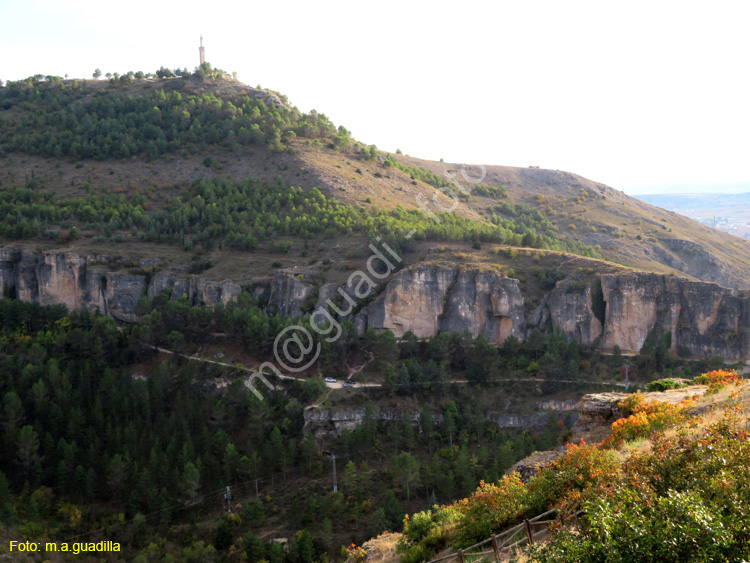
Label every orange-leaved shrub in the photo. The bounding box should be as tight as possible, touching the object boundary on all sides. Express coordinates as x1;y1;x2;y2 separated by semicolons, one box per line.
532;411;750;562
452;475;527;547
526;441;620;516
605;393;695;446
694;368;740;392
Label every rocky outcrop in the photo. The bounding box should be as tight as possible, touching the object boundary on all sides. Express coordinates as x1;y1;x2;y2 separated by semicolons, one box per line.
303;402;578;446
0;247;241;321
2;249;750;360
509;447;566;482
267;271;314;317
532;282;603;345
355;266;526;343
600;273;749;359
570;392;628;437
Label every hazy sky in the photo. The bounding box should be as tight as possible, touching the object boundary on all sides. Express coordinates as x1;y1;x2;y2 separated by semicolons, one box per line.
2;0;748;194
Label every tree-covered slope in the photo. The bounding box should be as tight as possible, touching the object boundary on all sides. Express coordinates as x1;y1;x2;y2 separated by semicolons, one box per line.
3;72;749;289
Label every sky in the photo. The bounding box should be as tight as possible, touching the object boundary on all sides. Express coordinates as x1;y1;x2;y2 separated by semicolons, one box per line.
1;0;748;195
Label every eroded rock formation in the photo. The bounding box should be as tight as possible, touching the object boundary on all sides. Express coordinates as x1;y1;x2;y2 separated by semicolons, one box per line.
2;248;749;361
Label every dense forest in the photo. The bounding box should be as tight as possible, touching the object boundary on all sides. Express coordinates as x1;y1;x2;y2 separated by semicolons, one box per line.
0;285;717;561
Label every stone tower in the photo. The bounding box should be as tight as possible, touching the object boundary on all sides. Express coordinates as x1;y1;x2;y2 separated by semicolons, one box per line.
199;36;205;65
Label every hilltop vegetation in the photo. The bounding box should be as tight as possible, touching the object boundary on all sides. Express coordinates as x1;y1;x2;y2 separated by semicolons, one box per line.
0;68;345;159
0;73;601;262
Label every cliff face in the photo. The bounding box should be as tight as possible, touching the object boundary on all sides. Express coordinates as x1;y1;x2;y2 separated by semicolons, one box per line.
0;248;241;319
303;399;578;446
2;248;749;361
355;266;526;344
600;273;749;359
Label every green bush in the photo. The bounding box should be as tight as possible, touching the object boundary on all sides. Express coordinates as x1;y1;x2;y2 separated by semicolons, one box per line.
646;378;686;392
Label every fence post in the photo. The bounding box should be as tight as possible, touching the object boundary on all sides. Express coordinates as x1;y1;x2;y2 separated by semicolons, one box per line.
524;519;534;545
457;549;465;563
491;535;500;561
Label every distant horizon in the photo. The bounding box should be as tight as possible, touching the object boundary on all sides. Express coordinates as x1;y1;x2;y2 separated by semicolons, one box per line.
625;182;750;196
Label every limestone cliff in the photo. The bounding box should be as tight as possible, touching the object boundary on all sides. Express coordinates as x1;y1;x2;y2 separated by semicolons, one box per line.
303;399;579;446
600;273;749;359
0;247;241;320
354;266;526;344
2;247;749;361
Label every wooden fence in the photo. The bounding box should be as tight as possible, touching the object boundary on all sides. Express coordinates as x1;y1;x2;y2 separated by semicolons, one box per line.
427;509;574;563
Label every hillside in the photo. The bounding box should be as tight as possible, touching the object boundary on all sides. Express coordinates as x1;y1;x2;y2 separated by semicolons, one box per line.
1;71;749;562
389;373;750;563
2;74;750;291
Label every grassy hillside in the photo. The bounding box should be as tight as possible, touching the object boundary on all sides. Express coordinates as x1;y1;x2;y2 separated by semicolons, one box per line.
2;74;750;290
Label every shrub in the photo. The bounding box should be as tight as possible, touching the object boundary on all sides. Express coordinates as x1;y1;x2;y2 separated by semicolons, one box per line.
606;394;695;446
693;369;740;391
646;378;686;392
526;442;620;515
534;413;750;562
452;475;528;546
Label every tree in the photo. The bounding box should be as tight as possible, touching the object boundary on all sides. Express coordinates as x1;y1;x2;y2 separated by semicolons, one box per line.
343;461;358;495
381;490;404;531
93;69;102;79
420;405;435;453
397;364;412;395
443;401;460;448
181;462;200;506
382;364;398;395
16;426;40;481
391;452;420;500
106;454;128;499
368;508;389;537
0;471;16;523
243;531;265;561
374;330;399;367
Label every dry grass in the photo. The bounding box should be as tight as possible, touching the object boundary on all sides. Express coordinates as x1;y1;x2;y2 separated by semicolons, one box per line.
361;532;402;563
611;381;749;460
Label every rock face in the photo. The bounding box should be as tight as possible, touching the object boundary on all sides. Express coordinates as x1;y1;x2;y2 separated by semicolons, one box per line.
267;271;314;317
532;281;603;344
570;392;628;438
303;402;578;446
509;447;566;482
600;273;749;359
355;266;526;343
2;249;749;360
0;248;241;320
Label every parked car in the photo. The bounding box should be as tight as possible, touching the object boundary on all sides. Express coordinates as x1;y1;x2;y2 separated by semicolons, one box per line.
324;377;337;383
343;379;356;388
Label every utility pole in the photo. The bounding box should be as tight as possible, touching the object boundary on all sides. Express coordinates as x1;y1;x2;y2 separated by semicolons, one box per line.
331;454;338;493
224;486;232;513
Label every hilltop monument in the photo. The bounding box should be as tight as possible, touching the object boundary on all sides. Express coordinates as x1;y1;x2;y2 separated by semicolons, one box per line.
199;36;205;66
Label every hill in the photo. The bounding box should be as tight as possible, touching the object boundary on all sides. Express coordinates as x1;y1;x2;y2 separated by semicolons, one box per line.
0;70;749;562
2;74;750;291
